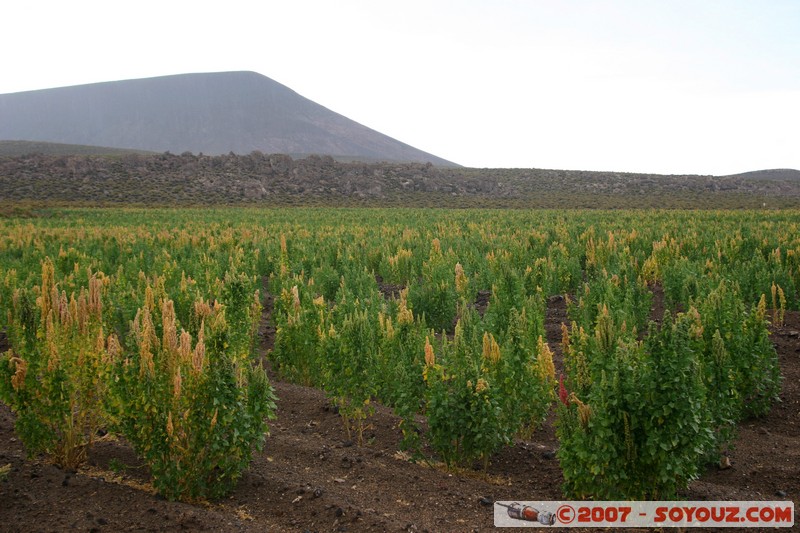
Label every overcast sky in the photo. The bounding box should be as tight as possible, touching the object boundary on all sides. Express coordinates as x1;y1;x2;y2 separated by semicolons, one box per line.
2;0;799;174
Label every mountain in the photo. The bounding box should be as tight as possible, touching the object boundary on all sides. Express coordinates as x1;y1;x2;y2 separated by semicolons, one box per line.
723;169;800;181
0;71;456;166
0;140;154;157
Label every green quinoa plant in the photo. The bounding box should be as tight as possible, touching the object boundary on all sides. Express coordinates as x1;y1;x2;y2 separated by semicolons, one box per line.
379;246;416;284
423;305;554;470
695;281;780;420
738;295;781;417
270;278;322;386
408;239;458;333
423;325;505;469
482;260;525;335
557;306;713;500
373;301;429;452
0;259;110;469
318;286;381;444
496;307;555;439
110;295;276;501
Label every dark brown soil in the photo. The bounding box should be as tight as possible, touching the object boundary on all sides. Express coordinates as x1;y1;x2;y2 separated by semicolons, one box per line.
473;290;492;318
1;302;798;532
374;275;405;301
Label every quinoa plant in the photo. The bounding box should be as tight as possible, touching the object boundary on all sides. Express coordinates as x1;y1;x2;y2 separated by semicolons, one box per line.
482;261;525;335
738;295;781;417
0;259;111;469
695;281;780;420
423;323;506;469
496;307;555;438
270;278;322;386
379;247;416;284
568;267;651;336
110;296;276;501
408;239;458;333
423;305;554;469
318;286;381;444
373;303;429;451
557;306;713;500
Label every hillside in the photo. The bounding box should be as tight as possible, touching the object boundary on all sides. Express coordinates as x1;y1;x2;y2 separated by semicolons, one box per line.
0;72;455;166
1;152;798;209
0;140;154;157
723;169;800;181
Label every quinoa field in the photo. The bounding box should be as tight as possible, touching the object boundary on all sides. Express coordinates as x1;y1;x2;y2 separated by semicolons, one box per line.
0;208;798;531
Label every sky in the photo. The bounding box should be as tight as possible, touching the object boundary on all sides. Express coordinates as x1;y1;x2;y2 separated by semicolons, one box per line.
2;0;799;175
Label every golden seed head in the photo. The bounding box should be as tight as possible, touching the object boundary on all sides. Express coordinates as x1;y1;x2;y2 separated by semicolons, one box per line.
144;285;155;313
454;262;468;294
210;304;227;332
193;323;206;374
162;299;178;355
40;258;56;322
10;356;27;392
178;330;192;362
641;255;659;283
173;367;182;398
138;308;156;377
379;312;395;339
45;312;60;372
475;378;489;393
537;335;556;381
777;285;786;325
58;290;70;327
687;306;704;339
210;408;218;430
595;304;614;353
756;293;767;321
291;285;301;313
397;288;413;325
482;332;501;364
107;334;122;361
77;291;89;334
88;274;103;318
424;336;435;367
95;327;105;354
166;412;174;438
194;298;212;321
570;393;592;426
